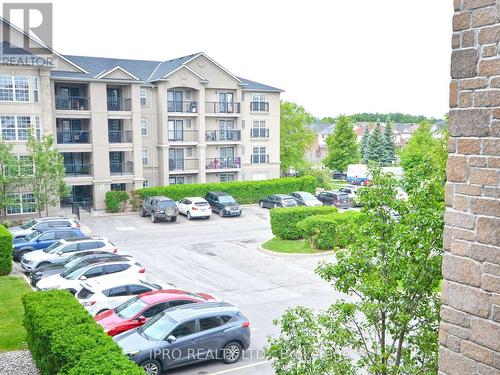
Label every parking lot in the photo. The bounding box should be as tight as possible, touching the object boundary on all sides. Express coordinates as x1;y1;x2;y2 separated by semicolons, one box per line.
80;205;344;375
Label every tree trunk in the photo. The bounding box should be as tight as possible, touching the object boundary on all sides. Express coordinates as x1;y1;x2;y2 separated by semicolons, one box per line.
381;311;387;375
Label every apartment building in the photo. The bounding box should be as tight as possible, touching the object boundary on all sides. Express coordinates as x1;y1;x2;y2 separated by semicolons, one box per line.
0;37;282;213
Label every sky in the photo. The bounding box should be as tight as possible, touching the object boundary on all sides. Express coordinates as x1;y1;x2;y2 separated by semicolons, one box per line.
6;0;453;119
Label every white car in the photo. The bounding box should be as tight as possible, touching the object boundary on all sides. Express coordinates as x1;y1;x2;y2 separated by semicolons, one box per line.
36;259;146;294
338;186;361;206
20;236;117;272
9;217;79;239
76;278;171;316
396;187;408;200
177;197;212;219
289;191;322;206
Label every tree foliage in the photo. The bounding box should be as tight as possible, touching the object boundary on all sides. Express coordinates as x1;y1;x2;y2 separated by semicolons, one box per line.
324;116;360;172
347;112;433;124
280;101;315;173
365;121;384;163
360;125;370;164
0;143;21;222
381;118;396;165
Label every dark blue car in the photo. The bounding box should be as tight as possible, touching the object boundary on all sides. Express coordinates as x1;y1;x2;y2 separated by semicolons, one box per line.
13;228;85;261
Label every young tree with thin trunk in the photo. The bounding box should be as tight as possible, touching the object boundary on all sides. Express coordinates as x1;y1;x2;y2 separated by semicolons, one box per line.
324;115;360;172
0;143;21;222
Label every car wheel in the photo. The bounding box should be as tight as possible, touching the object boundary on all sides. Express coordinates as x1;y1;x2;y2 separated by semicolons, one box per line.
141;359;162;375
151;214;157;223
219;209;225;217
259;201;264;208
221;341;242;364
17;250;28;261
187;211;192;220
139;207;145;217
170;216;177;222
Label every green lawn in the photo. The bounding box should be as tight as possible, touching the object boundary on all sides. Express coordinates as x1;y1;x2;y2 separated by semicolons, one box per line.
0;276;32;352
262;237;326;254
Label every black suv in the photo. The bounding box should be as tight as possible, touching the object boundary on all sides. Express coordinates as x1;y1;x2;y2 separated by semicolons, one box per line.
205;191;242;217
139;196;179;223
317;191;350;209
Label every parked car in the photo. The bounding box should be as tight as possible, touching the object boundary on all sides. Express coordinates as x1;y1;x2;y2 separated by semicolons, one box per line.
95;289;216;336
259;194;298;209
77;279;171;316
12;228;85;261
289;191;322;206
338;186;361;206
36;258;145;294
8;216;71;237
10;218;80;239
177;197;212;220
332;170;346;180
205;191;242;217
115;302;250;372
29;252;133;287
139;196;179;223
20;236;116;272
316;191;351;209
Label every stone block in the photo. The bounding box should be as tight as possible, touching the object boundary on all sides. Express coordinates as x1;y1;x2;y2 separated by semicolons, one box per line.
443;253;482;286
471;318;500;351
457;138;481;154
442;281;491;318
451;49;478;78
479;59;500;76
449;109;491;136
447;156;468;182
470;197;500;216
439;347;478;374
445;210;476;230
470;168;499;186
477;217;500;246
471;6;497;27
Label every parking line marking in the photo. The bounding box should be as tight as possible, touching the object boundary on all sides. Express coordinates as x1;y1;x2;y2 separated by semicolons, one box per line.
207;361;268;375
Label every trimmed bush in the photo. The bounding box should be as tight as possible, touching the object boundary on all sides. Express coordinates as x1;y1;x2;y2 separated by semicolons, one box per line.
0;224;13;275
136;176;316;204
297;211;365;250
270;206;338;240
105;191;129;213
23;290;143;375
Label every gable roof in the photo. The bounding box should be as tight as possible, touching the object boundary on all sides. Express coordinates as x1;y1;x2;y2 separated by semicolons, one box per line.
310;122;335;134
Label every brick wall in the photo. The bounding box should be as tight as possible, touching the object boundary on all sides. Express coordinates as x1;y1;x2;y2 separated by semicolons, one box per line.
440;1;500;374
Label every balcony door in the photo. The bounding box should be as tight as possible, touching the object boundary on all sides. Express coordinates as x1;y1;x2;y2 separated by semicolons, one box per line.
168;120;184;141
219;92;234;113
219;120;234;140
107;88;121;111
168;91;183;112
169;148;184;170
58;87;80;109
110;151;123;173
220;147;234;168
108;120;122;143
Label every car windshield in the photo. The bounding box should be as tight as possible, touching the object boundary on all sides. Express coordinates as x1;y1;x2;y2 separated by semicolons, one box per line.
61;264;84;279
63;256;87;268
43;241;62;253
219;196;236;204
158;201;175;209
25;230;41;241
140;313;176;341
115;297;148;319
300;193;316;200
20;219;37;229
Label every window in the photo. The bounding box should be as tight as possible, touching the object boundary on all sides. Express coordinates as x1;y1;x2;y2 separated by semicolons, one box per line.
141;119;148;136
7;193;35;214
170;320;196;338
78;242;99;251
251;120;268;138
169;176;185;185
186;148;193;157
6;155;34;176
56;231;74;239
128;285;152;295
0;115;41;141
169;300;192;308
111;183;126;191
252;146;268;164
14;77;29;101
32;77;39;102
142;179;150;188
39;232;55;241
219;173;235;182
105;264;129;275
168;120;184;141
0;75;30;102
106;286;129;297
143;303;167;318
84;266;104;278
184;91;192;101
140;88;147;106
250;93;268;111
199;317;223;331
61;243;79;253
142;149;148;166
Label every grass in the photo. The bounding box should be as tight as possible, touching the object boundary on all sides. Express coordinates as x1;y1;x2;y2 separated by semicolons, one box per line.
0;275;32;352
262;237;326;254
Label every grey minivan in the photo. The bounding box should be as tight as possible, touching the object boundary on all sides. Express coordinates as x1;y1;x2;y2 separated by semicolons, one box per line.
115;302;251;374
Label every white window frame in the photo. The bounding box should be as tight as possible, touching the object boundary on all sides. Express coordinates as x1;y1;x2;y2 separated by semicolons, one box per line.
250;93;268;111
0;75;30;102
141;119;148;136
252;146;268;164
219;173;235;182
140;87;147;106
0;115;41;142
142;149;149;166
7;192;36;215
251;120;268;138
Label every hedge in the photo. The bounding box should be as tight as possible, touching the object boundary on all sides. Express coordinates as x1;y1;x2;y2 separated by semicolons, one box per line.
297;211;365;250
136;176;316;204
0;224;13;275
105;191;130;213
23;291;143;375
270;206;338;240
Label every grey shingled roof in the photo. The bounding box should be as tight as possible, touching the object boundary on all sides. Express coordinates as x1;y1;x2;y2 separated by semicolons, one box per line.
310;122;335;134
238;77;283;92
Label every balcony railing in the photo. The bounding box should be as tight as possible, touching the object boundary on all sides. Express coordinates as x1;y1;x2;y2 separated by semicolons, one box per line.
167;101;198;113
251;154;269;164
168;158;199;171
108;130;133;143
55;96;90;110
107;98;131;111
206;157;241;170
57;130;91;144
250;101;269;112
205;130;241;142
250;128;269;138
205;102;241;114
110;161;134;175
168;130;199;142
64;163;93;177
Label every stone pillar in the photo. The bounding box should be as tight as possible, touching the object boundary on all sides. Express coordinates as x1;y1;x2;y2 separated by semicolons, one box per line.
439;1;500;374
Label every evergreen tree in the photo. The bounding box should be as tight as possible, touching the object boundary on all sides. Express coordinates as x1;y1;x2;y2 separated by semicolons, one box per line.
324;116;360;172
366;121;384;163
382;118;395;165
360;125;370;163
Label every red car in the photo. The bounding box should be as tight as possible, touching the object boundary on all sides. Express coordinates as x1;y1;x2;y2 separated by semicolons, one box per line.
94;289;215;336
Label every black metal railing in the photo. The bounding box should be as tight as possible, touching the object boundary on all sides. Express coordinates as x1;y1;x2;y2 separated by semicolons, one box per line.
168;130;199;142
250;128;269;138
167;101;198;113
206;157;241;170
205;130;241;142
205;102;241;114
251;154;269;164
108;130;133;143
55;96;90;110
64;163;93;176
109;161;134;175
57;130;91;144
107;98;131;111
250;101;269;112
168;158;199;171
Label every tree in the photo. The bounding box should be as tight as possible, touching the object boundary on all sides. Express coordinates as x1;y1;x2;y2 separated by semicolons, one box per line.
366;121;384;163
266;167;444;374
324;116;360;172
360;125;370;163
27;134;69;217
280;101;315;173
381;118;395;165
0;143;21;222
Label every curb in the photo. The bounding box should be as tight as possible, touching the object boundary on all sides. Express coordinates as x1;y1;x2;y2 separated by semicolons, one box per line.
257;239;336;257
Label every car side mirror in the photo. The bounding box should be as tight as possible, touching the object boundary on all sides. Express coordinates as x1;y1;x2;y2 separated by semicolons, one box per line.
79;275;87;281
136;315;146;323
56;251;63;255
167;335;176;343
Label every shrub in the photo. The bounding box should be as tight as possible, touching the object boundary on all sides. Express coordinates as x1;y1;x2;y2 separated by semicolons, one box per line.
105;191;130;213
0;224;13;275
23;290;143;375
136;176;316;204
270;206;338;240
297;211;365;250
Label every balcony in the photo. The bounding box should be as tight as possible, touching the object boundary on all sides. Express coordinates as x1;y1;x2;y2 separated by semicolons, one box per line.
168;130;198;142
205;130;241;142
206;157;241;170
167;101;198;113
205;102;241;114
110;161;134;175
55;96;90;110
250;101;269;112
169;158;199;171
57;130;91;144
108;130;133;143
250;128;269;138
251;154;269;164
107;98;131;111
64;163;93;177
